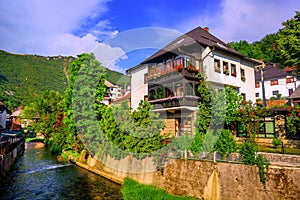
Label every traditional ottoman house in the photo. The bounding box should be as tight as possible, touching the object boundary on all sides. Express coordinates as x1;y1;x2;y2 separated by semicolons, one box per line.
126;27;260;136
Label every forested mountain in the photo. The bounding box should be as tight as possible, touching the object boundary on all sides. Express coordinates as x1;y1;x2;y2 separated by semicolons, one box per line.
0;50;129;110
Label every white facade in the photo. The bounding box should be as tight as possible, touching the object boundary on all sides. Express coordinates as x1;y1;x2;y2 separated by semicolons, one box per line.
255;75;300;100
204;50;256;102
0;109;7;129
109;86;122;100
129;65;148;109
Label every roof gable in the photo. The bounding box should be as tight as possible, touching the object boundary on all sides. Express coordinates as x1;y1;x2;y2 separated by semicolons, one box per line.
255;64;288;82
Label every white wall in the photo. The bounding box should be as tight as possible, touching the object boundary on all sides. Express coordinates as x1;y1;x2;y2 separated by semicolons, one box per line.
0;110;7;129
204;50;256;102
129;65;148;109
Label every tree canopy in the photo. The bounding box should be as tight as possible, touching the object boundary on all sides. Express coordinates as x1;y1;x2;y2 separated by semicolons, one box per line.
277;11;300;68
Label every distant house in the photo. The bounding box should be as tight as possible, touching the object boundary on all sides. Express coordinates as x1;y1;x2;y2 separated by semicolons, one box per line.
126;26;260;136
0;102;11;130
255;64;300;100
102;80;123;105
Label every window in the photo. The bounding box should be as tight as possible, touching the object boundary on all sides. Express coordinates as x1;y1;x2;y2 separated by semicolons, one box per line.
231;64;237;77
144;95;148;101
174;56;183;71
286;77;294;83
240;68;245;81
223;61;229;75
214;59;221;73
289;88;293;96
157;87;164;99
175;82;183;96
185;82;194;96
165;84;173;98
272;90;279;95
166;60;173;73
149;89;156;100
255;82;260;88
256;93;259;97
241;93;246;101
270;79;278;86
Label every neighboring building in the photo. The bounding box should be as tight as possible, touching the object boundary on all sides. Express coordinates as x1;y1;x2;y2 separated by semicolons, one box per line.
126;26;260;136
102;80;123;105
0;102;11;130
255;64;300;100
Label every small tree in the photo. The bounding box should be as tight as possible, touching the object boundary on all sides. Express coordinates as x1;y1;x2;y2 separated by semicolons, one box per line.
23;90;64;139
214;129;237;158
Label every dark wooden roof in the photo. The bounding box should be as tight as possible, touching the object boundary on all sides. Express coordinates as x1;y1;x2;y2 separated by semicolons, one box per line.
255;64;288;82
290;85;300;99
127;26;260;74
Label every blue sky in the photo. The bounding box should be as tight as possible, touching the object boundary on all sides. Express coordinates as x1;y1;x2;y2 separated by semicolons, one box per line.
0;0;299;73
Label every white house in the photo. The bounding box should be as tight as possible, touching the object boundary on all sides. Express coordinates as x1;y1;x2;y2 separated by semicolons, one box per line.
126;26;261;135
255;64;300;100
0;102;10;130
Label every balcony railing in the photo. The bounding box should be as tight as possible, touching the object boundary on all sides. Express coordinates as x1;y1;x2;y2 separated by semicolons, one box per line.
149;95;199;110
147;67;200;83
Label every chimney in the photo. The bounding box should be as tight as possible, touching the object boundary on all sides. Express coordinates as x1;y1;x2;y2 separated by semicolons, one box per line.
203;27;209;32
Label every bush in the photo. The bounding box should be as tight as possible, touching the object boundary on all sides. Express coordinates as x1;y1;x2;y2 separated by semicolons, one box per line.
239;140;258;165
214;129;237;158
272;138;282;148
239;140;269;187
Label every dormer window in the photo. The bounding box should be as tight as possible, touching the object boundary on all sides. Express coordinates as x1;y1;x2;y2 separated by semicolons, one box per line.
240;68;245;81
231;64;236;77
223;61;229;75
214;59;221;73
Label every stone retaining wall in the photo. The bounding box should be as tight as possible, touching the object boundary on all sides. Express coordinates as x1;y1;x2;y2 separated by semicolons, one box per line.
76;151;300;200
258;152;300;166
0;137;25;178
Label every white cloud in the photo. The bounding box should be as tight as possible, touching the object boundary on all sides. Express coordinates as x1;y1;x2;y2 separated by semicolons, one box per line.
176;0;299;43
213;0;299;42
93;43;128;73
0;0;113;55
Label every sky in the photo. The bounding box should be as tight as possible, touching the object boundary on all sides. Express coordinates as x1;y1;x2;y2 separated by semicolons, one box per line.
0;0;299;73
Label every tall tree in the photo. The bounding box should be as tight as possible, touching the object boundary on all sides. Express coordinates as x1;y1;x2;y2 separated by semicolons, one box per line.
277;11;300;68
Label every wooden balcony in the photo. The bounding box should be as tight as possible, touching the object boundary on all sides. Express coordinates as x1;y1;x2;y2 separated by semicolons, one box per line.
147;68;200;84
149;96;199;110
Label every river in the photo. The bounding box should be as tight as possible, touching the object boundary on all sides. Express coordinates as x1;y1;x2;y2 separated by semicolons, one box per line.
0;142;122;200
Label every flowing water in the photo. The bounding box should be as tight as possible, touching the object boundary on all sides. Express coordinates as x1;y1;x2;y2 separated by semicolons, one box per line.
0;142;122;200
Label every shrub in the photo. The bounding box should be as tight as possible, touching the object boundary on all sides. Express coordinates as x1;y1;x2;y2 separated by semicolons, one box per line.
272;138;282;148
214;129;237;158
239;140;258;165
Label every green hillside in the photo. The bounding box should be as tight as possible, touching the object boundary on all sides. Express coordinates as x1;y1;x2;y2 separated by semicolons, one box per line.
0;50;129;110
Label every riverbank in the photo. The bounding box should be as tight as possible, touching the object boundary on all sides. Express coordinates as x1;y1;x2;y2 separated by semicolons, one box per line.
0;136;25;178
0;142;122;200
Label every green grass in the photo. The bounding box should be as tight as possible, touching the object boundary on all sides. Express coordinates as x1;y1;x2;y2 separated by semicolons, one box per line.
121;178;199;200
25;137;44;143
258;145;300;155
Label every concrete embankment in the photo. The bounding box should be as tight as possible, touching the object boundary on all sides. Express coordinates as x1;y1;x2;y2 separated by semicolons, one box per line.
75;150;300;200
0;137;25;178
